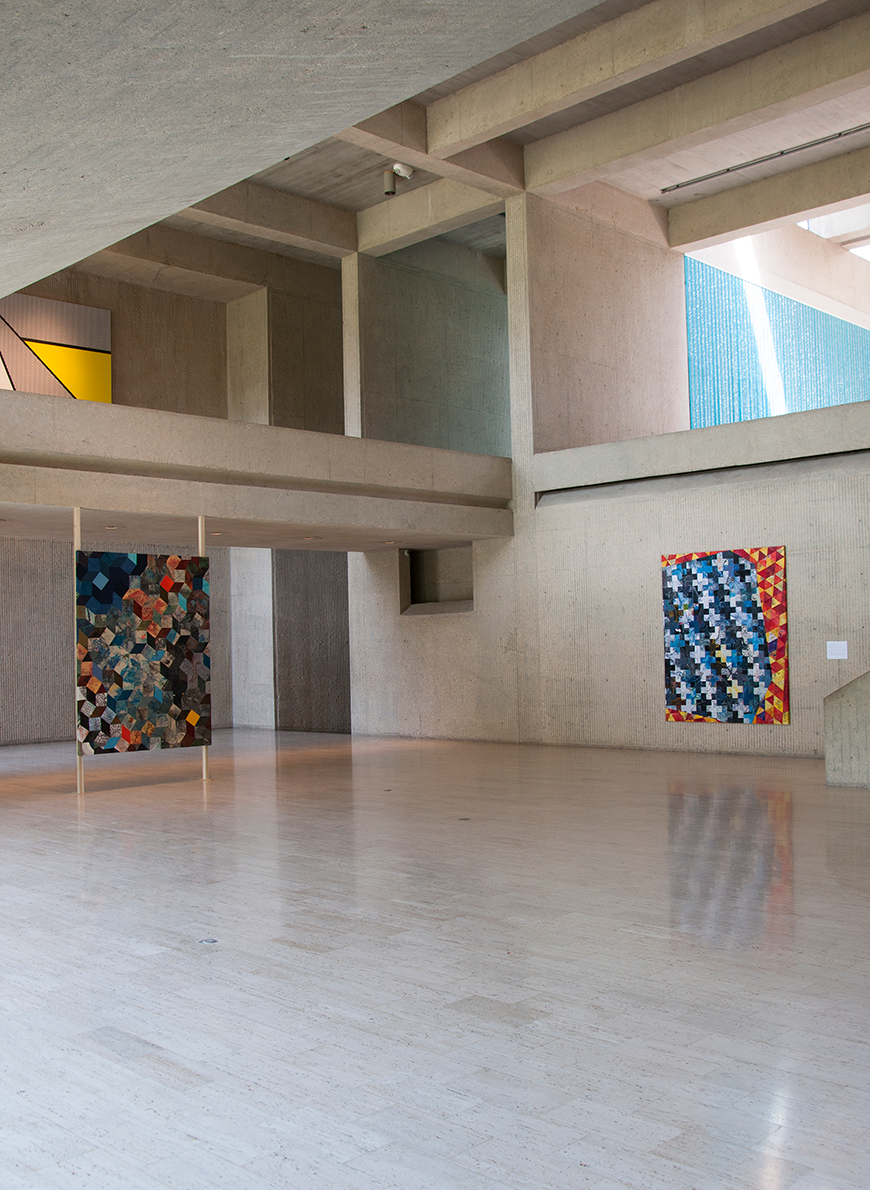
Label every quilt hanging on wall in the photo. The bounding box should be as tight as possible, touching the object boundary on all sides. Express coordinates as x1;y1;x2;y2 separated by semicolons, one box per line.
662;546;788;725
76;553;210;753
0;293;111;403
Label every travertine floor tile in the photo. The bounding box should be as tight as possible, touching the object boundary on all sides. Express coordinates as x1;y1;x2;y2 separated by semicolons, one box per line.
0;730;868;1189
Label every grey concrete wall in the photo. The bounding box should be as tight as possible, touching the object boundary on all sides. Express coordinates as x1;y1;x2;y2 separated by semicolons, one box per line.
27;242;344;434
273;550;351;733
0;538;231;746
230;547;275;729
358;239;510;456
270;286;344;435
347;193;870;760
24;271;227;419
348;451;870;757
227;288;270;424
825;670;870;787
527;194;689;453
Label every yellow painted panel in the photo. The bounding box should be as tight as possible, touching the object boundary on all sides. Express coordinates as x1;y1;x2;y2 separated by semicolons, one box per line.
24;341;112;403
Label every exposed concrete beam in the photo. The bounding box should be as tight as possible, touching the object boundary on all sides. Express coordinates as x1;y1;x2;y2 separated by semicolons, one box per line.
190;180;357;258
668;142;870;249
807;204;870;246
75;225;341;300
532;401;870;494
356;179;503;255
0;391;511;511
427;0;833;158
336;101;524;196
0;390;512;550
69;250;263;303
527;11;870;195
0;462;512;553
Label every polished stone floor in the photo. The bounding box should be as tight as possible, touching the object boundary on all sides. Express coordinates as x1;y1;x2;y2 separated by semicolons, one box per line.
0;730;868;1190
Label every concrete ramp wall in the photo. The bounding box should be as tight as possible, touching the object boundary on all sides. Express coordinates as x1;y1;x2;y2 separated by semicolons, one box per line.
825;670;870;787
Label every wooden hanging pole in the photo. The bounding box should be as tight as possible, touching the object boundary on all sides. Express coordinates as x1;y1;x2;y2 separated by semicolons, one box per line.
198;514;210;783
74;507;84;797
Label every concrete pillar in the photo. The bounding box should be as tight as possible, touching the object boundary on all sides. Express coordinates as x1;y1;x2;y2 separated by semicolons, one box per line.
230;547;275;729
341;254;364;437
226;288;269;424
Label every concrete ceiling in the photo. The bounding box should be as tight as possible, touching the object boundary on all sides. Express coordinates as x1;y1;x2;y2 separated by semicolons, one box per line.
0;0;612;299
251;139;441;211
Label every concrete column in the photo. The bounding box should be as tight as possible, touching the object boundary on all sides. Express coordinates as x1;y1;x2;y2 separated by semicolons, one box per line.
226;288;269;424
230;547;275;729
341;254;363;437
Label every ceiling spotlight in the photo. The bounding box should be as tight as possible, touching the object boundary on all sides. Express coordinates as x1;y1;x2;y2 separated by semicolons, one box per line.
383;162;414;196
210;532;222;536
104;525;117;529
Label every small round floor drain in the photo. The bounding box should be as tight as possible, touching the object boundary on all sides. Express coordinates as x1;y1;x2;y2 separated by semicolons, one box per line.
199;938;218;945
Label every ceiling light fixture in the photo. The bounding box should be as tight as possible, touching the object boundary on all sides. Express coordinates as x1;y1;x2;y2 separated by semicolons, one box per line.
661;120;870;194
383;162;414;197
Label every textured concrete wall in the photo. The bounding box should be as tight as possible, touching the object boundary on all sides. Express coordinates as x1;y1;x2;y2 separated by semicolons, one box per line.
230;547;275;729
273;550;351;733
527;195;689;453
358;239;509;456
270;284;344;435
825;670;870;787
227;288;269;424
348;452;870;757
0;538;231;746
24;271;227;419
347;194;870;759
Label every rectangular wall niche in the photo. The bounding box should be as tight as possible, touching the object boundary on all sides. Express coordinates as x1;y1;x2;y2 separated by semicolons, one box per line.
401;545;474;615
662;547;788;725
0;292;111;403
76;552;210;753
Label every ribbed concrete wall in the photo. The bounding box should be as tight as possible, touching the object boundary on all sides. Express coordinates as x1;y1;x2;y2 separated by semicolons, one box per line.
273;550;350;733
359;239;510;456
527;195;689;453
0;538;232;746
348;452;870;756
825;670;870;787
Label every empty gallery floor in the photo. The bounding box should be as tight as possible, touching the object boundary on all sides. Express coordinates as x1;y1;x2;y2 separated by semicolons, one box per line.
0;730;867;1190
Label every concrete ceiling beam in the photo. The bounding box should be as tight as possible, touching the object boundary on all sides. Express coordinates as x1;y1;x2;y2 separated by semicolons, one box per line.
526;11;870;195
807;204;870;246
356;179;504;256
77;225;341;300
189;181;357;258
336;102;524;196
426;0;835;158
0;462;512;553
0;391;511;511
668;141;870;248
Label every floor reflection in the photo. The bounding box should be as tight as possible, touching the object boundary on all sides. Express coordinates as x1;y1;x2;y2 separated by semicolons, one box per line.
668;784;793;952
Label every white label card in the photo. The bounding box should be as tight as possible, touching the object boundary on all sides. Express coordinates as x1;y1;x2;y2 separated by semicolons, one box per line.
827;641;848;660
